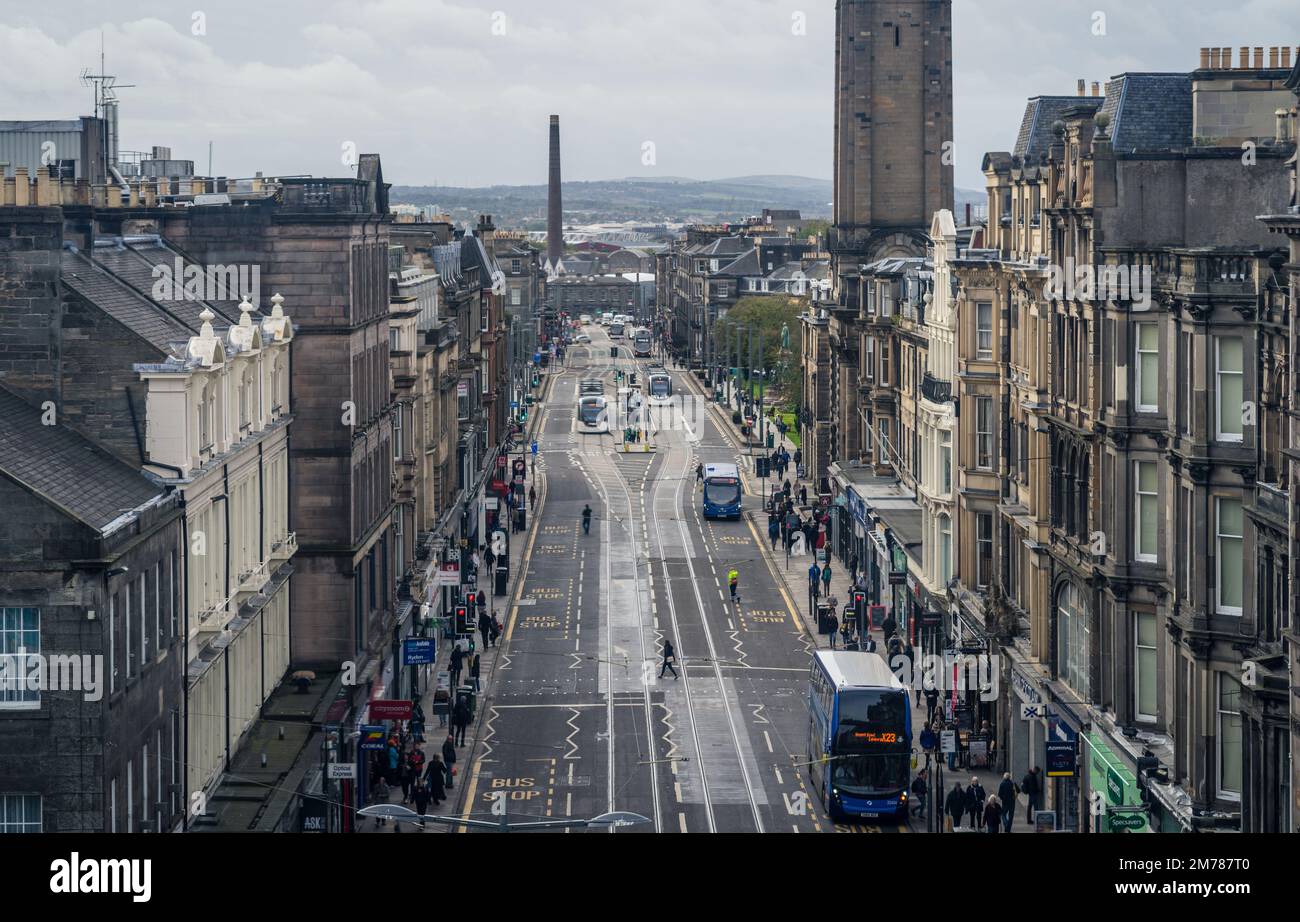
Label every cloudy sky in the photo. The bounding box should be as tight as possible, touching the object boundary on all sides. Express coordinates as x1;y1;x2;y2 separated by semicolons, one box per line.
1;0;1296;191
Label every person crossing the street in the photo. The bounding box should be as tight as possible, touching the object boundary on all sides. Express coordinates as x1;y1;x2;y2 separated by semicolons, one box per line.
581;504;592;535
659;638;679;678
727;567;740;603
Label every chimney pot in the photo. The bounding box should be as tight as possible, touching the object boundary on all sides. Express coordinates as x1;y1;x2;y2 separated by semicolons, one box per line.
1199;47;1210;69
1222;47;1232;68
1077;78;1085;96
1283;47;1293;69
1091;81;1101;97
1269;47;1279;68
1241;46;1250;69
1254;46;1264;68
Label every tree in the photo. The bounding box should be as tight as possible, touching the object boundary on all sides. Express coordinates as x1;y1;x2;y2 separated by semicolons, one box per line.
714;296;804;409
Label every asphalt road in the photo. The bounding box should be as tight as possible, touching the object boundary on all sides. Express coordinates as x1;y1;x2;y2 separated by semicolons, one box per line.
457;325;907;834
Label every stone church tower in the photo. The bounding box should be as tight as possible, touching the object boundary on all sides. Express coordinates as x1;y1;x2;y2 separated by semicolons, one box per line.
831;0;954;299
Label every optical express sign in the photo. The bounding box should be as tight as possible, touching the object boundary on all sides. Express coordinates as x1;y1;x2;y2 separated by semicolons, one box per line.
1087;732;1146;832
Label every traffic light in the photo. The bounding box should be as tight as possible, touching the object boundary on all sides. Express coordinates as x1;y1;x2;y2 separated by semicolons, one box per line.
852;591;866;624
755;457;770;478
454;605;471;635
610;347;617;358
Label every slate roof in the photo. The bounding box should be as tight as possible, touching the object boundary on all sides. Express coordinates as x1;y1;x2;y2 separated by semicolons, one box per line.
0;384;165;533
60;249;192;353
1097;73;1193;153
89;238;243;327
1013;96;1104;160
713;249;761;277
701;236;753;258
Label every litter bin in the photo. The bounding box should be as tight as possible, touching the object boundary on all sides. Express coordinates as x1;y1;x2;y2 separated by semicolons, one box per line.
455;685;477;720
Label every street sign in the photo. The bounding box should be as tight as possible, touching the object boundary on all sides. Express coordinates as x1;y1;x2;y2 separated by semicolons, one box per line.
403;637;435;665
369;699;414;721
512;459;526;480
1109;813;1147;831
437;563;460;586
940;730;957;754
888;570;907;585
1020;702;1046;721
327;763;357;780
530;440;538;455
359;725;387;751
1046;739;1077;777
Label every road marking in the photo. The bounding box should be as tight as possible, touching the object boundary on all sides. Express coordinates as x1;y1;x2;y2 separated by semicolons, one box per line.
679;813;688;834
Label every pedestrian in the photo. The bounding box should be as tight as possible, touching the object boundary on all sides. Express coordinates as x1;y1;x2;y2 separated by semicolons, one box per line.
808;562;821;599
794;447;802;469
727;567;740;603
385;738;401;787
944;782;965;833
1021;766;1042;823
452;697;471;747
965;776;987;829
449;643;464;689
768;517;780;550
660;638;679;678
696;463;704;487
827;611;839;648
424;754;447;807
924;686;940;725
984;794;1002;833
997;772;1019;832
478;609;492;651
469;652;482;693
821;561;833;595
910;768;928;819
398;750;413;803
919;723;938;753
442;734;457;783
411;779;431;829
881;612;897;641
528;484;536;510
783;478;792;498
489;612;502;647
799;485;808;506
849;553;859;584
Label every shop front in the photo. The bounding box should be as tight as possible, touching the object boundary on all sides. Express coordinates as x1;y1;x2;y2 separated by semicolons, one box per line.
1085;732;1148;833
1043;695;1083;832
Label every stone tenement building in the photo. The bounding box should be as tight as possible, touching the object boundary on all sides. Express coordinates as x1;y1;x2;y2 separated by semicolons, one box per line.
952;49;1297;833
0;158;511;831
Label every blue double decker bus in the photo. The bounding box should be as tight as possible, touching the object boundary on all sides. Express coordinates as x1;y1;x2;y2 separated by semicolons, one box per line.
702;462;742;518
807;650;912;821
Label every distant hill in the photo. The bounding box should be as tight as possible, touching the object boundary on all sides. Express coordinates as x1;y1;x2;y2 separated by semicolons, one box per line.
390;175;834;229
390;175;985;230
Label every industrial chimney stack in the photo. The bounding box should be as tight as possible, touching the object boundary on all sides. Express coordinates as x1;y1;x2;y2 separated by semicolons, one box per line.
547;115;562;271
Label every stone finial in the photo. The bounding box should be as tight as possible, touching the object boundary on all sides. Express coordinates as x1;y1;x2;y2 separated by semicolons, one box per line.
270;292;285;318
239;295;255;327
199;306;216;339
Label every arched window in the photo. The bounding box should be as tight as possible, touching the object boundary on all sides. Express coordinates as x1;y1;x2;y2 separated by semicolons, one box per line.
1057;582;1090;698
